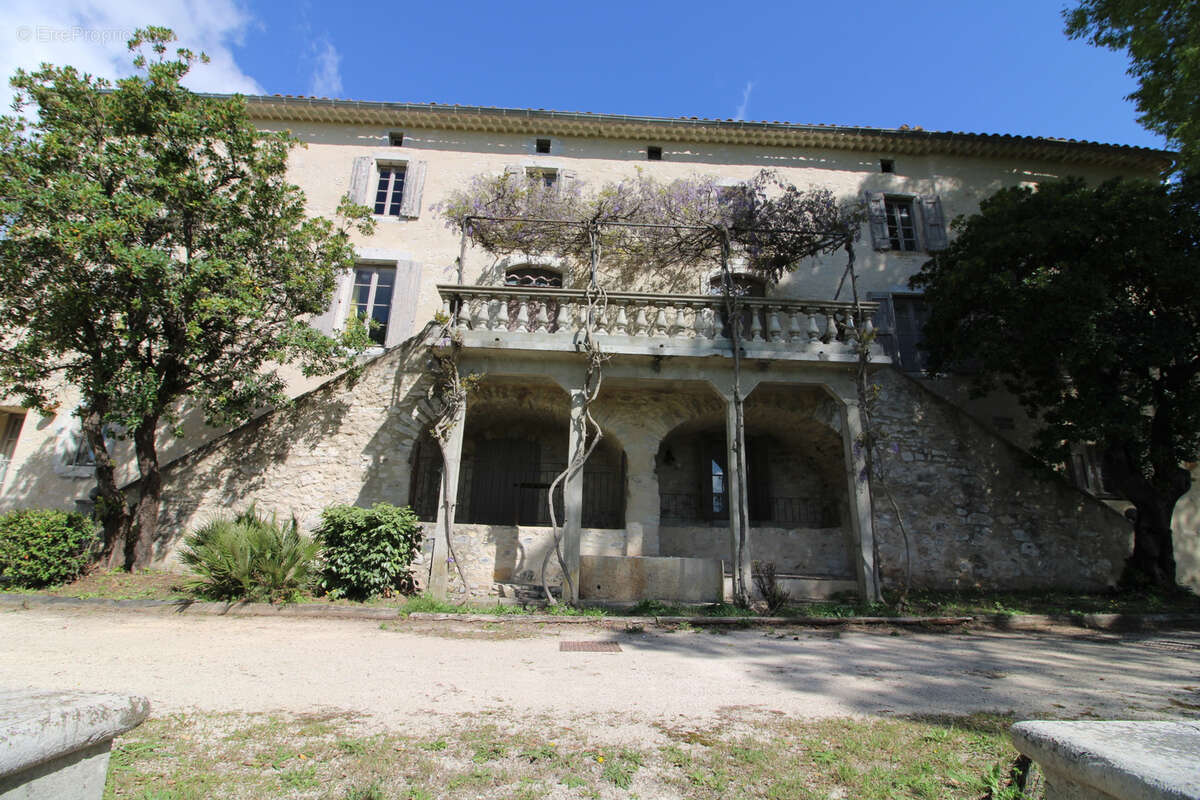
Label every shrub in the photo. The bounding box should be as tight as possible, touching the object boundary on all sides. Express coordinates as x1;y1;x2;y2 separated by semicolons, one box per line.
315;503;423;600
179;506;318;603
0;509;98;588
752;561;791;615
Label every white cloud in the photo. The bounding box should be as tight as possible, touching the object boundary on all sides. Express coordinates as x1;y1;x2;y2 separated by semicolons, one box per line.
308;37;341;98
0;0;264;111
734;80;755;121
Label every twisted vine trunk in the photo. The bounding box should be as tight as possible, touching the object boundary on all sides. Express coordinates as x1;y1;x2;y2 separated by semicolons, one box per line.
721;230;753;608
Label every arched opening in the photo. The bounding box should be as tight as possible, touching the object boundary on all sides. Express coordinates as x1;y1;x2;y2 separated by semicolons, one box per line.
504;265;563;288
410;407;626;529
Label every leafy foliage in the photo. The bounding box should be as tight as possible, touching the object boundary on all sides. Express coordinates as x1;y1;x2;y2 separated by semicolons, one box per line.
315;503;424;600
441;169;859;290
1065;0;1198;170
179;506;319;603
0;27;373;567
0;509;98;588
911;176;1200;585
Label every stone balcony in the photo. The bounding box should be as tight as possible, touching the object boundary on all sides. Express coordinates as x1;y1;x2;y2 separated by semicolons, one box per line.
437;285;888;364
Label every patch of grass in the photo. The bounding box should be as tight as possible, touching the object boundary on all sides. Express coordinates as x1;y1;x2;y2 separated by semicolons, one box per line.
0;568;187;601
104;710;1036;800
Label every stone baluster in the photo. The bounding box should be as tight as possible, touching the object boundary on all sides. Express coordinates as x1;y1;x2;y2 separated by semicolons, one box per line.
788;309;805;343
842;311;857;343
824;310;839;343
515;295;530;332
647;304;665;337
591;301;608;335
702;305;719;338
633;304;650;336
441;296;452;327
766;306;783;342
455;297;470;330
487;297;504;331
469;297;485;330
613;301;629;335
555;299;572;334
807;309;822;343
667;304;685;338
748;304;764;341
533;299;551;332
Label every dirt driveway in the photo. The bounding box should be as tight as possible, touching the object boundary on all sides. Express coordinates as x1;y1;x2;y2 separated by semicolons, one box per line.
2;607;1198;733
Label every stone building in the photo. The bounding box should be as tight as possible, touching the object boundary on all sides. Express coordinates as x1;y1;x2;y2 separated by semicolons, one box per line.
2;96;1195;600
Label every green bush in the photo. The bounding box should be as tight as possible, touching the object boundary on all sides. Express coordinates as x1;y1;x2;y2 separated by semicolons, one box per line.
0;509;98;588
179;506;318;603
315;503;423;600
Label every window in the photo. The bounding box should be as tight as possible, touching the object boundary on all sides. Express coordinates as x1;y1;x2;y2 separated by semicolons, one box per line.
885;197;918;251
865;192;948;252
505;266;563;288
647;145;663;161
0;411;23;483
872;293;930;372
1069;444;1121;499
526;168;558;189
353;266;395;345
535;138;552;154
70;435;96;467
880;158;895;173
373;164;406;216
388;131;404;147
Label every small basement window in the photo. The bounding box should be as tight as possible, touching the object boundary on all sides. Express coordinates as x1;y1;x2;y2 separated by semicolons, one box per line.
880;158;895;173
647;145;663;161
535;138;552;154
388;131;404;147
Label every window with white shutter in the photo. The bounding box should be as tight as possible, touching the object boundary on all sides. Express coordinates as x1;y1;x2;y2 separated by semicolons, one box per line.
347;157;426;218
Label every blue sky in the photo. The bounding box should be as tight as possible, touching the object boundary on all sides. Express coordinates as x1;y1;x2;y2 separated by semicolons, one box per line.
0;0;1168;151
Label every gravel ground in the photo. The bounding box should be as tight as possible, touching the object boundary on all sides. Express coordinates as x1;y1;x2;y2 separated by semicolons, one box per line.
2;607;1198;735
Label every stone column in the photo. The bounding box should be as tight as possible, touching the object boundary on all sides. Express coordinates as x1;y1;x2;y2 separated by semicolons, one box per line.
429;402;465;601
724;392;752;601
841;400;881;602
562;388;587;602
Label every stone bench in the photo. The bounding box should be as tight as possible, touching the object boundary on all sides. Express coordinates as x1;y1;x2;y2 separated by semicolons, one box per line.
0;690;149;799
1011;720;1200;800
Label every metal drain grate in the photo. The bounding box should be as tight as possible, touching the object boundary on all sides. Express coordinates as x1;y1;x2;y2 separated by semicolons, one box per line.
560;641;622;653
1140;639;1200;653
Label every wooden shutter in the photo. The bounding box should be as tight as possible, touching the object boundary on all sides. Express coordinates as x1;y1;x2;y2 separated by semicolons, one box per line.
558;169;577;195
348;156;373;206
865;191;890;251
398;160;426;218
503;165;524;185
919;194;948;251
867;292;898;365
383;260;423;348
309;268;353;334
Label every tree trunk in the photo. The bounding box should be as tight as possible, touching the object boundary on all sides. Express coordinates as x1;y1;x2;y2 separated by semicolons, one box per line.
720;231;753;607
1107;445;1189;589
82;407;131;569
127;419;161;570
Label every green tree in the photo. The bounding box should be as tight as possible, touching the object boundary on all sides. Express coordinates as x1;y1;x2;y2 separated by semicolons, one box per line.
910;176;1200;588
0;28;372;569
1065;0;1199;169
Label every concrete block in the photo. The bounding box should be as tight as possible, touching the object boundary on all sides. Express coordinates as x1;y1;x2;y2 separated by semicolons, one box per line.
1010;720;1200;800
0;690;149;800
580;555;722;603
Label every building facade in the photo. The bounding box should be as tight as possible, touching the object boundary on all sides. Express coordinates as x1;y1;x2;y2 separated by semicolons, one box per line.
2;97;1195;599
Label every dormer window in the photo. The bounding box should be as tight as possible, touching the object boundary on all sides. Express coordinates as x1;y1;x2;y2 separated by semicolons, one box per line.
505;266;563;288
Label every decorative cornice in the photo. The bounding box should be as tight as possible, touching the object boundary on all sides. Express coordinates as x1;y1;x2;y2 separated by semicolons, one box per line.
234;94;1174;172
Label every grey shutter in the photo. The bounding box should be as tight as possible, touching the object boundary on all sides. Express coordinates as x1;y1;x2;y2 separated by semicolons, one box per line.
503;165;524;185
558;169;577;195
398;160;426;218
310;269;353;334
919;194;948;251
865;191;890;251
867;292;899;365
348;156;373;206
383;260;424;348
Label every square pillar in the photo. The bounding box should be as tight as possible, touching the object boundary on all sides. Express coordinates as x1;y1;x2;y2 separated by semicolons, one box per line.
841;401;881;602
562;389;586;602
429;402;465;601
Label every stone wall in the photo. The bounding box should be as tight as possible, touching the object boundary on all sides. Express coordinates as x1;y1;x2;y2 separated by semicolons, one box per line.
658;525;854;578
869;369;1132;591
